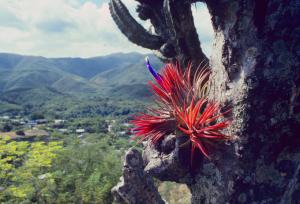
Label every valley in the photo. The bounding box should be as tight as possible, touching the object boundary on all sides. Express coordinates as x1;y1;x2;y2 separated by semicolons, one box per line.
0;52;190;204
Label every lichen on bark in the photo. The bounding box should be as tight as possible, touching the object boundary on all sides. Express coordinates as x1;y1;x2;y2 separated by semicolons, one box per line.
110;0;300;203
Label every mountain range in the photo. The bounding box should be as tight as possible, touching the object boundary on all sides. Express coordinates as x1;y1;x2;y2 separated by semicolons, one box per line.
0;52;163;101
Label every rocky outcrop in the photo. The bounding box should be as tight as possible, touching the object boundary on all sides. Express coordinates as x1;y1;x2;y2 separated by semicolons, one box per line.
112;148;164;204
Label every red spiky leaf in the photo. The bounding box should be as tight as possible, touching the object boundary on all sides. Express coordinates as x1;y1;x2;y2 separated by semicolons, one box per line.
176;99;231;164
131;110;176;144
131;61;232;166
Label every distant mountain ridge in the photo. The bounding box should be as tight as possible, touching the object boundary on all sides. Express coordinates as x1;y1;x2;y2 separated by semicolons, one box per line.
0;52;163;99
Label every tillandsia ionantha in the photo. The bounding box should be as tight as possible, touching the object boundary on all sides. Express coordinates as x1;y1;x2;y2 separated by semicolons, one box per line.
131;57;232;165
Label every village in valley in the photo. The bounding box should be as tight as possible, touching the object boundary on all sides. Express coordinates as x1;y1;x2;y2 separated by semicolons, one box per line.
0;114;132;142
0;94;141;203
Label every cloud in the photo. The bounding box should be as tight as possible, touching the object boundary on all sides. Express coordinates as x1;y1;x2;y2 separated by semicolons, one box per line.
192;3;214;57
0;0;213;58
36;19;75;33
0;8;26;29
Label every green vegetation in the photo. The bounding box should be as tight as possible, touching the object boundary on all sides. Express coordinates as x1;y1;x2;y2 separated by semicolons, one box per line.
0;52;188;203
0;102;21;114
158;182;191;204
0;52;162;102
48;135;127;204
0;91;141;203
0;137;63;203
0;126;134;203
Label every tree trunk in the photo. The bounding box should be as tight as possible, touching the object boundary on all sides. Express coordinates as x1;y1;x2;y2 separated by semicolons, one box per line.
110;1;300;203
189;0;300;203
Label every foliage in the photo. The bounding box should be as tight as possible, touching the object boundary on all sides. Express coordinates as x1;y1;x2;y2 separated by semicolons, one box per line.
0;129;131;204
0;102;22;115
132;61;232;164
67;117;108;134
0;137;63;203
158;182;191;204
0;123;12;132
30;112;45;120
0;52;186;203
48;136;123;204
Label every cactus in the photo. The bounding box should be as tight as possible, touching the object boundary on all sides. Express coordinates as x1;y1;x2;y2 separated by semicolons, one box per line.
109;0;208;67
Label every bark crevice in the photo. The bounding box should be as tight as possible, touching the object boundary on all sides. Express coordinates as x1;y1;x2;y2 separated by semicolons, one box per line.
111;1;300;203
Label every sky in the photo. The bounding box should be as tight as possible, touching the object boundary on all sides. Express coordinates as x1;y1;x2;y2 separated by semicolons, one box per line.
0;0;214;58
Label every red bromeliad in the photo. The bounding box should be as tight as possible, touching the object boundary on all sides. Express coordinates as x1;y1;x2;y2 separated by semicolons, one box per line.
131;57;232;164
130;109;176;144
175;99;231;161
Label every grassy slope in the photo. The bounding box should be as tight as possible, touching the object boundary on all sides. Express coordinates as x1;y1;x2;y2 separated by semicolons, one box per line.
0;52;163;113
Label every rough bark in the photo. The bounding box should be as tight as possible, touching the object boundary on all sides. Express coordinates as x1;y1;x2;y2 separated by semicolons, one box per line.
112;1;300;203
109;0;208;67
189;0;300;203
111;148;164;204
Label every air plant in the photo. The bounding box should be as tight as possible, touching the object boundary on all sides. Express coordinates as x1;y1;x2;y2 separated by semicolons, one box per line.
131;57;232;165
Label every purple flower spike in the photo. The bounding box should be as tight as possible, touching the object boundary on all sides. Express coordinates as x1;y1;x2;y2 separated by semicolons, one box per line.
145;57;161;81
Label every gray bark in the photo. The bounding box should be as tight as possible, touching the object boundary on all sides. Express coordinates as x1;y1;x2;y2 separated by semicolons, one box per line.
112;1;300;203
111;148;164;204
189;0;300;203
109;0;208;66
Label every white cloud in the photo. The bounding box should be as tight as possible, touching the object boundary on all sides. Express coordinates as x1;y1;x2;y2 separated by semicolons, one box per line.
192;3;214;57
0;0;213;58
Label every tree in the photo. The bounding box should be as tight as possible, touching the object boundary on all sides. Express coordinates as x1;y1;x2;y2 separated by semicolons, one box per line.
1;123;12;132
0;137;63;203
15;130;25;136
110;0;300;203
30;112;45;120
47;137;123;204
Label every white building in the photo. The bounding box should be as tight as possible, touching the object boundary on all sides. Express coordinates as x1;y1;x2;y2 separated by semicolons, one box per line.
76;129;85;134
54;119;65;124
0;116;10;120
108;125;113;132
58;129;68;133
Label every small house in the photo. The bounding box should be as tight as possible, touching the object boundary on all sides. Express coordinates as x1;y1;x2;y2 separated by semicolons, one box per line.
76;129;85;134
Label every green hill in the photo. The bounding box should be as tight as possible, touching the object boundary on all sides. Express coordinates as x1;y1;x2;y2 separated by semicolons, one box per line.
0;52;163;109
1;55;98;93
52;52;143;79
0;53;24;70
90;56;161;87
